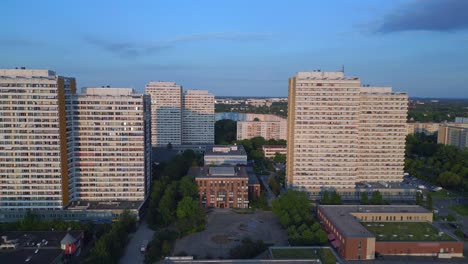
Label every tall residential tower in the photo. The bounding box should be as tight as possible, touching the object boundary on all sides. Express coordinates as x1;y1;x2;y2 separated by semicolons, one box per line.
71;87;151;202
145;81;183;146
182;90;215;144
287;71;407;197
146;81;215;146
0;69;76;210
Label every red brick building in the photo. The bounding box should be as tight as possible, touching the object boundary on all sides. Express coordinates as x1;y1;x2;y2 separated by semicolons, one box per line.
317;205;464;260
189;166;260;209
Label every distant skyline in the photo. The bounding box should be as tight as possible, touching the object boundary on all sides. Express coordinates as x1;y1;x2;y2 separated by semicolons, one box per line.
1;0;468;98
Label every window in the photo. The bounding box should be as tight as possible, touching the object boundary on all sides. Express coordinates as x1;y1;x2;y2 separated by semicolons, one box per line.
358;241;362;249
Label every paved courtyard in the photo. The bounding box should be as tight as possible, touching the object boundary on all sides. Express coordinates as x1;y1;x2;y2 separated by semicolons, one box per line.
173;209;288;259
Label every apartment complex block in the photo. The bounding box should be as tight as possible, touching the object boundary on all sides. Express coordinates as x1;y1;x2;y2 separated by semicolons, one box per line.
146;82;214;146
406;122;439;135
0;69;151;221
182;90;215;144
204;145;248;166
236;114;287;140
0;69;76;210
145;81;183;146
72;87;151;202
287;71;408;197
438;118;468;149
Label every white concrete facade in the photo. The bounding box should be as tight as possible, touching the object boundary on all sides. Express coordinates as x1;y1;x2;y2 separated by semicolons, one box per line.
287;71;408;195
145;81;182;146
182;90;215;144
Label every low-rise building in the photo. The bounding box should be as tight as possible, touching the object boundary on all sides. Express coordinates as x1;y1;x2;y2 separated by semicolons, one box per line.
0;230;84;263
262;145;287;159
317;205;463;260
204;145;247;166
190;166;259;209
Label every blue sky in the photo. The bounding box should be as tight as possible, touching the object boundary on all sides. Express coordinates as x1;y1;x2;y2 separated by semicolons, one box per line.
1;0;468;97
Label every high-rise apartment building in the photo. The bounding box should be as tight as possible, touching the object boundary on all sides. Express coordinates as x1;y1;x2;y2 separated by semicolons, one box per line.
145;81;182;146
0;69;151;221
146;81;215;146
0;69;76;210
358;87;408;182
71;87;151;201
287;71;408;197
182;90;215;144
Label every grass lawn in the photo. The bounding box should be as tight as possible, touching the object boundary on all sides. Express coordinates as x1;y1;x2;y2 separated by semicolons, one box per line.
362;222;455;241
450;204;468;216
271;248;336;264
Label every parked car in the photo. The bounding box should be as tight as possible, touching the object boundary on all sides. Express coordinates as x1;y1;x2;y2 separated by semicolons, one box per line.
140;240;148;253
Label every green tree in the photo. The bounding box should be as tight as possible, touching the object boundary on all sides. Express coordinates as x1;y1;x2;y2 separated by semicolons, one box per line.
159;182;177;225
215;119;237;144
179;176;198;198
370;191;383;205
426;193;433;210
321;191;330;204
273;153;286;163
268;176;280;196
415;191;423;206
166;142;173;150
360;192;369;205
176;197;199;220
437;171;462;188
330;191;342;205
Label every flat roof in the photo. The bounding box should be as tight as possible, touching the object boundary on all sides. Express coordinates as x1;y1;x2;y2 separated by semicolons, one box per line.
189;166;248;179
0;248;63;264
319;205;431;238
205;145;246;156
0;230;82;248
66;200;143;210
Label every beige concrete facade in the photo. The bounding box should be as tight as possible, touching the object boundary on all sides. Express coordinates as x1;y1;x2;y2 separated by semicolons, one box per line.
287;71;408;194
262;145;287;158
72;88;151;202
0;69;75;210
237;114;287;140
437;120;468;149
406;122;440;135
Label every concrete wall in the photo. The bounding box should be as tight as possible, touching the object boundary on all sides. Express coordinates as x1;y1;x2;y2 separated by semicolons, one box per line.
375;241;464;257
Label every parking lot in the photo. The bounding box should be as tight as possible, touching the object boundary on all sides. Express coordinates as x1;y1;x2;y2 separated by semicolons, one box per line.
173;209;288;259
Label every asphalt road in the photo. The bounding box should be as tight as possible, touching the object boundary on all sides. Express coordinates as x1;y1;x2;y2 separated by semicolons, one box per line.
120;220;155;264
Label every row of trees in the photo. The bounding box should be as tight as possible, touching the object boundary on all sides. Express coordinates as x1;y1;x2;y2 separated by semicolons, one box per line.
145;150;206;262
87;211;136;264
320;191;342;205
272;190;327;246
405;133;468;194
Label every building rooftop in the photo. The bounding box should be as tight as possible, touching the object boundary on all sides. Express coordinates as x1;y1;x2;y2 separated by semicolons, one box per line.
82;87;135;95
189;166;248;179
0;230;83;264
319;205;431;238
66;200;143;210
205;145;246;156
